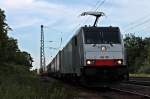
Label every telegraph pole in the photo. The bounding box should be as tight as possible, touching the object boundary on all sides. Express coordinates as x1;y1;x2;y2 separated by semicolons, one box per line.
40;25;46;73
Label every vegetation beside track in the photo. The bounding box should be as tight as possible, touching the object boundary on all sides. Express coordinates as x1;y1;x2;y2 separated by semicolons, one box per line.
124;34;150;74
129;73;150;77
0;63;77;99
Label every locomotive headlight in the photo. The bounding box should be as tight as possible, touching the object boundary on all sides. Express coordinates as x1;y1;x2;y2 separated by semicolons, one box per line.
87;60;91;65
86;60;95;65
101;46;107;52
117;60;122;65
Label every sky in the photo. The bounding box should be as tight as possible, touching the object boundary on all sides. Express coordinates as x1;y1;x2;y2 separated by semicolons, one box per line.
0;0;150;69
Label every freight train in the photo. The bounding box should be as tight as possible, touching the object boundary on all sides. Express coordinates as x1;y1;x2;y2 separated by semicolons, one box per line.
46;12;129;86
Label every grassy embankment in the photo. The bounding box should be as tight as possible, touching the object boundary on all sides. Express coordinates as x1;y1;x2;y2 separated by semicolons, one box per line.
129;73;150;77
0;63;77;99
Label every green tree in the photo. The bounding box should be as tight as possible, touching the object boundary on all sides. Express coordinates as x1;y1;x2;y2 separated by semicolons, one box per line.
15;51;33;69
0;8;9;62
0;8;33;70
138;38;150;73
124;34;145;73
143;38;150;65
5;38;19;62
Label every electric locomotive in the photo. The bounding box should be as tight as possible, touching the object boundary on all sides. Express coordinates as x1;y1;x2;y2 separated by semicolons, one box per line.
47;12;129;85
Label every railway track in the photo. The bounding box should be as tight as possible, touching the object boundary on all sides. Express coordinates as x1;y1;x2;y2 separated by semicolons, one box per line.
125;80;150;86
110;82;150;99
130;77;150;81
110;87;150;98
127;77;150;86
41;76;150;99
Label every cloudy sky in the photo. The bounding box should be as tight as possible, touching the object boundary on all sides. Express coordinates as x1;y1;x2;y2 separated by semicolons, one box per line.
0;0;150;69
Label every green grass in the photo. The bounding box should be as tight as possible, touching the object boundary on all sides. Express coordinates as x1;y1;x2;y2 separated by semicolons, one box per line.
129;73;150;77
0;63;77;99
0;79;75;99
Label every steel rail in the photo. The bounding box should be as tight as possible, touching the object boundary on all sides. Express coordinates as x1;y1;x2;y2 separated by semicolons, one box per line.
129;80;150;83
110;87;150;98
126;80;150;86
120;82;150;88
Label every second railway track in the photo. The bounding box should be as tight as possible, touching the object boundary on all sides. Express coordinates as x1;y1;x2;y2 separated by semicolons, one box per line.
41;76;150;99
127;77;150;86
109;82;150;99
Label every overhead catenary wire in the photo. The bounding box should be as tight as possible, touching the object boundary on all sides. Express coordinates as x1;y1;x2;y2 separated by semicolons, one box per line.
124;17;150;32
95;0;106;11
122;12;150;34
44;26;63;49
62;0;107;48
123;13;150;29
131;26;150;35
81;0;106;26
69;0;106;34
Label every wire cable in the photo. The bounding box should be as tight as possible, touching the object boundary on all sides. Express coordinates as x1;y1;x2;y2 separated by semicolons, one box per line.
81;0;106;26
124;13;150;29
124;17;150;32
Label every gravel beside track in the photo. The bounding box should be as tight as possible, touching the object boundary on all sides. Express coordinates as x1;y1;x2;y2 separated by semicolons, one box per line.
130;77;150;81
110;82;150;98
127;80;150;86
41;76;150;99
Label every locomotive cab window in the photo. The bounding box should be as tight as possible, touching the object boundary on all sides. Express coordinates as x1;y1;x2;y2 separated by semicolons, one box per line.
84;32;101;44
84;28;121;44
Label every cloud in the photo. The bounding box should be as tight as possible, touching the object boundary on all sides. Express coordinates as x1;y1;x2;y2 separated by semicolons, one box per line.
11;17;43;29
0;0;34;10
1;0;150;31
0;0;91;30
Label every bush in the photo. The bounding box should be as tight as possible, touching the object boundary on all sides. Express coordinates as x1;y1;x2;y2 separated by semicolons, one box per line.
138;65;150;74
0;64;76;99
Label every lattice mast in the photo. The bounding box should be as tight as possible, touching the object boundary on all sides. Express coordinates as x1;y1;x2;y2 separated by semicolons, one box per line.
40;25;46;72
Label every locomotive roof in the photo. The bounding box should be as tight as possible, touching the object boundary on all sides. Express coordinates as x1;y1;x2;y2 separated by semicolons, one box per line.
74;26;120;37
81;26;120;32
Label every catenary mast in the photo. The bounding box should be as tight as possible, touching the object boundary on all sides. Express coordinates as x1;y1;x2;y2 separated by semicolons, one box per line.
40;25;46;72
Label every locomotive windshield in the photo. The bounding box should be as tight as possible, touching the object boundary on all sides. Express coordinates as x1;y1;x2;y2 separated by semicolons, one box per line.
84;27;121;44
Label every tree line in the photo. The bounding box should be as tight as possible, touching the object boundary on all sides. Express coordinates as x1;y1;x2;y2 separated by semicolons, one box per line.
124;34;150;73
0;8;33;70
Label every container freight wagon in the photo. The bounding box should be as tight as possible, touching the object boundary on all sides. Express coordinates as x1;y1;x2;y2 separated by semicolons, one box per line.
47;51;61;77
